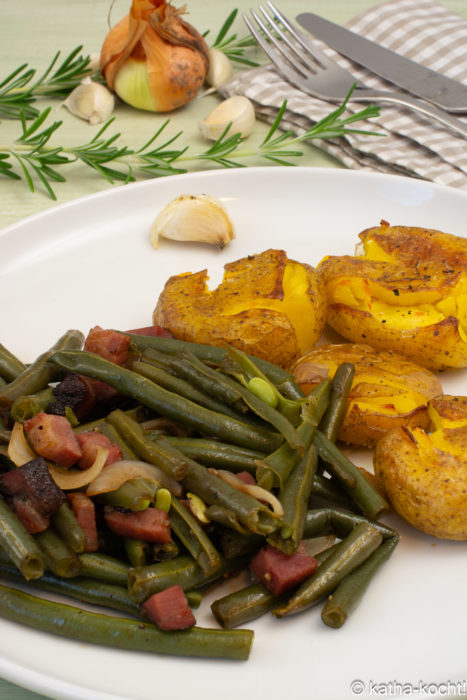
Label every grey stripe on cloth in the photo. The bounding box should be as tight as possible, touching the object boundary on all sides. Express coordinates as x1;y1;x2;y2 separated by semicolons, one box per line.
218;0;467;190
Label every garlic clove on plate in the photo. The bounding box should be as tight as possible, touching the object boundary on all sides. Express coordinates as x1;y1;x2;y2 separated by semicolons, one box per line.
62;77;115;125
150;194;235;249
199;95;256;140
206;48;233;88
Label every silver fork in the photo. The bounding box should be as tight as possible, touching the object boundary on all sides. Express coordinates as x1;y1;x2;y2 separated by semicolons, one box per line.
243;2;467;139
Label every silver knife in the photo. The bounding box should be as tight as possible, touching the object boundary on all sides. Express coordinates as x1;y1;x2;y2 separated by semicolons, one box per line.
296;11;467;113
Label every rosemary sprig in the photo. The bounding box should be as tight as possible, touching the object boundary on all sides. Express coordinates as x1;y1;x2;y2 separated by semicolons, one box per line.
0;92;381;199
208;9;259;67
0;46;98;120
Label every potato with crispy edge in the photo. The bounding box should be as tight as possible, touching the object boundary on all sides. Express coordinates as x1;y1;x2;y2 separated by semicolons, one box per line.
374;396;467;540
153;249;327;368
317;221;467;370
293;343;443;447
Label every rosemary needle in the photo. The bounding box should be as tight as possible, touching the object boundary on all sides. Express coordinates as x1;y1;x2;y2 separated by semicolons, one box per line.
0;90;381;199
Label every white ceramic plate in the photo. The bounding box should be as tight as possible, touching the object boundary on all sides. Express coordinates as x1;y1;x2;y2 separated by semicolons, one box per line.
0;168;466;700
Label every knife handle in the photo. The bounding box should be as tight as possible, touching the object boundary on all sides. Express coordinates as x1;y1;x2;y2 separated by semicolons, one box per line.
352;87;467;139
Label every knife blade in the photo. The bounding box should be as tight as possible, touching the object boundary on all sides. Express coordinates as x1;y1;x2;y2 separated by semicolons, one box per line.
296;11;467;113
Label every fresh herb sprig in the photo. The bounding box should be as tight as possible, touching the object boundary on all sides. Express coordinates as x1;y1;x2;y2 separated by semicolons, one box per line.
0;91;381;199
0;46;99;121
208;9;259;67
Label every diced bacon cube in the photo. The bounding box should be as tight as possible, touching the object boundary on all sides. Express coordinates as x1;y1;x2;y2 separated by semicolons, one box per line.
76;431;122;470
67;492;99;552
142;585;196;630
104;507;172;543
24;412;82;468
84;326;130;365
235;471;257;485
250;542;318;596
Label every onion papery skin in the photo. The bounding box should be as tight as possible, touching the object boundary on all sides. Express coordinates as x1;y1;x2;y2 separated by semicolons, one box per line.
100;0;210;113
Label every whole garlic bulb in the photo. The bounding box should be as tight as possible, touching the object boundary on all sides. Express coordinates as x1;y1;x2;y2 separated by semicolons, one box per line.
199;95;256;141
150;194;235;249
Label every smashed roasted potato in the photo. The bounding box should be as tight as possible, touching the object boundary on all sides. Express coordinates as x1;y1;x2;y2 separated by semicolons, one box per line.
153;249;327;368
293;343;443;447
374;395;467;540
318;221;467;370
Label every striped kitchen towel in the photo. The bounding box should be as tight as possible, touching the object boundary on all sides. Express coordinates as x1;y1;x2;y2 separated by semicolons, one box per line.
219;0;467;189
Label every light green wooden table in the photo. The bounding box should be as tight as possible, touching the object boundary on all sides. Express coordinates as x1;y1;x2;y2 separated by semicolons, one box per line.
0;0;466;697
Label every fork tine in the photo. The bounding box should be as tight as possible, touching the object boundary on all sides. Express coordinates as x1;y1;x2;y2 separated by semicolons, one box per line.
265;2;337;70
256;5;321;74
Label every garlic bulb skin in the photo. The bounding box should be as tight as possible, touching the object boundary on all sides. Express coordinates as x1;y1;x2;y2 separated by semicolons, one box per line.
62;78;115;125
199;95;256;140
206;48;232;87
150;194;235;249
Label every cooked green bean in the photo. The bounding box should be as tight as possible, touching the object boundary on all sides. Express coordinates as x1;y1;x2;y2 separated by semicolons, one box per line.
321;535;399;628
304;507;397;540
314;431;388;519
310;474;354;509
124;539;151;568
273;522;383;617
0;583;254;660
35;527;81;578
255;379;331;489
128;554;249;604
10;387;55;422
165;436;266;473
50;350;282;453
96;479;153;511
268;444;318;554
0;342;26;382
0;330;84;411
319;363;355;443
0;497;45;580
169;496;222;575
78;552;129;586
131;359;246;420
314;430;357;488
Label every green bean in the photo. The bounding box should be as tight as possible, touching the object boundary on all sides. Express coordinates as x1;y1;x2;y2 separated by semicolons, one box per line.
165;436;266;474
321;535;399;628
217;529;264;560
128;554;249;604
314;430;357;488
310;474;354;509
95;421;139;461
304;507;397;540
10;387;55;422
169;496;222;575
0;497;45;580
124;539;151;567
78;552;129;586
273;522;383;617
107;409;188;481
319;363;355;443
0;377;6;390
0;342;26;382
0;330;84;411
152;540;180;561
96;479;153;511
50;351;282;453
255;379;331;489
131;359;247;420
0;560;140;617
212;582;288;630
35;528;81;578
0;583;254;660
268;443;319;554
181;453;281;536
210;540;341;630
313;431;389;519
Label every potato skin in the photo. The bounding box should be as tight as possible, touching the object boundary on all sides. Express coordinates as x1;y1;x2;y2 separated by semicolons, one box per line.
318;222;467;370
374;396;467;540
293;343;443;448
153;249;327;368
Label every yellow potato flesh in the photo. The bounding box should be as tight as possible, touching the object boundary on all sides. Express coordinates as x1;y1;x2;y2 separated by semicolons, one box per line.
224;261;315;353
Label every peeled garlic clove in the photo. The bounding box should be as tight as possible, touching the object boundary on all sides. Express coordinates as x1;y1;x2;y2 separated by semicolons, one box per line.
62;77;115;125
199;95;256;141
150;194;235;249
206;48;232;87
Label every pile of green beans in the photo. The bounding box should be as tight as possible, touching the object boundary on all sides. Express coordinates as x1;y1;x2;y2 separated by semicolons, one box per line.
0;330;399;661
